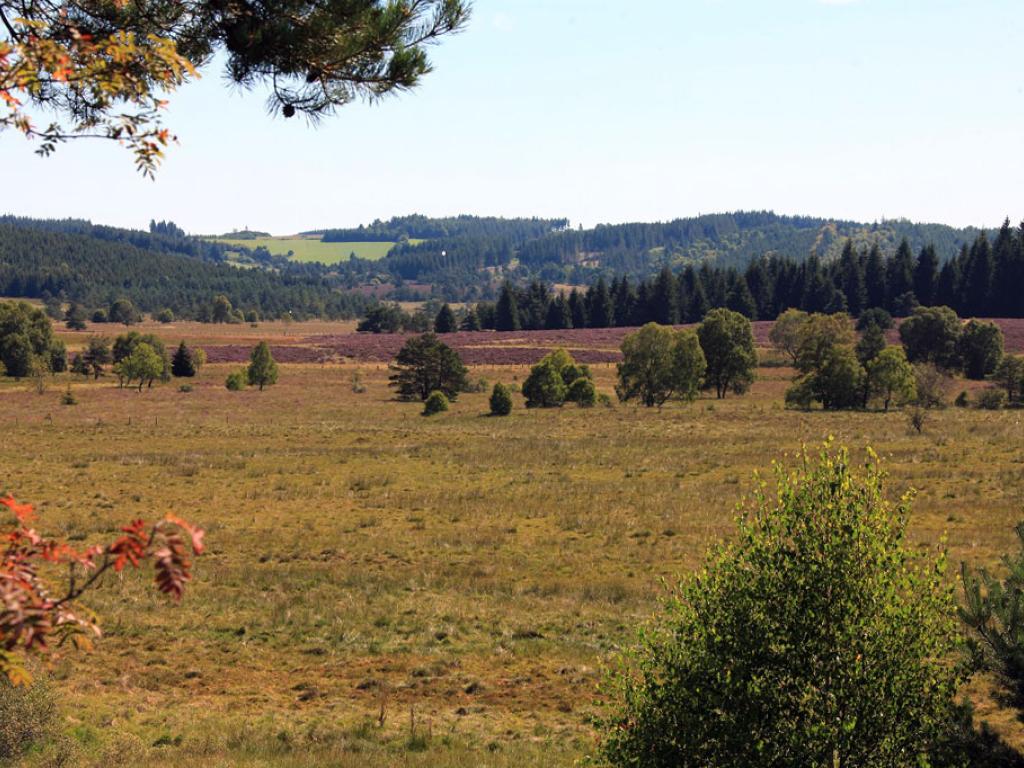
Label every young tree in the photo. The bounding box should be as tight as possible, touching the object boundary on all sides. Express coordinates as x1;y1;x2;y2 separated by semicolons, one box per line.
247;341;279;391
768;308;809;365
83;336;112;379
116;342;164;391
422;390;449;416
597;445;961;768
522;358;567;408
64;302;88;331
460;306;482;332
489;383;513;416
616;323;706;407
108;297;140;326
867;347;916;411
698;308;757;398
1;492;203;686
434;303;457;334
958;319;1004;380
171;341;197;378
156;308;176;324
211;294;235;324
389;333;467;401
1;1;470;174
856;322;887;366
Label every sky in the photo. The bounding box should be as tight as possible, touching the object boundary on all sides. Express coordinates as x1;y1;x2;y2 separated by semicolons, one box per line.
2;0;1023;235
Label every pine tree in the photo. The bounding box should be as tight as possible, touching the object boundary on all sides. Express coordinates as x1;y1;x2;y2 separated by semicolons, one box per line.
247;341;279;391
914;245;939;308
725;273;757;320
495;283;521;332
460;306;482;331
886;239;916;312
613;276;636;327
838;241;866;316
935;258;961;309
589;277;614;328
545;294;572;330
991;219;1018;317
965;234;994;317
171;341;196;378
568;288;588;329
434;303;457;334
864;244;887;310
651;266;679;325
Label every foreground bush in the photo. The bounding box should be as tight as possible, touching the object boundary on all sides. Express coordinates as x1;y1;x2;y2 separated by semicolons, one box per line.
597;444;960;768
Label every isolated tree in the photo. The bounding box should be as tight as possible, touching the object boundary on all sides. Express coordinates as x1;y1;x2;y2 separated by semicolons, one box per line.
1;492;203;685
993;356;1024;404
83;336;112;379
64;302;88;331
434;303;457;334
958;319;1004;380
171;341;197;378
769;308;808;365
489;383;513;416
156;308;176;324
698;308;756;398
117;342;164;391
247;341;279;391
495;284;521;332
389;333;467;401
867;347;916;411
899;306;963;370
617;323;706;407
0;0;470;174
598;445;961;768
913;362;953;409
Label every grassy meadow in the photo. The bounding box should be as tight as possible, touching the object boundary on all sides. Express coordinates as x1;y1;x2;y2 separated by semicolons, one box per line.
4;321;1024;766
209;237;400;264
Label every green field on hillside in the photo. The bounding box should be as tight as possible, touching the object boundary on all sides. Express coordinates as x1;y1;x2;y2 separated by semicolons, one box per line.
211;237;398;263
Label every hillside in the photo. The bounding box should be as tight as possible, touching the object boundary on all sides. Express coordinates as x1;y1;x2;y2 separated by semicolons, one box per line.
0;218;369;320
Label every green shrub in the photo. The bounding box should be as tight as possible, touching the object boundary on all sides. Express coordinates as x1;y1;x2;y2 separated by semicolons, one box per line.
522;360;567;408
178;383;193;393
977;388;1007;411
60;386;77;405
954;390;970;408
489;383;513;416
225;371;246;391
598;444;961;767
566;377;596;407
423;390;449;416
0;675;58;761
597;392;614;408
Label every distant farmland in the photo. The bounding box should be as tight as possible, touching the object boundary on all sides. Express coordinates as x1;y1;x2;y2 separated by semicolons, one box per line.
210;236;398;263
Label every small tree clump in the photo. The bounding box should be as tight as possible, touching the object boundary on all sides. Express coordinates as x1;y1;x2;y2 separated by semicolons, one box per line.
423;390;449;416
976;388;1008;411
522;359;568;408
597;444;961;768
489;383;513;416
958;319;1004;380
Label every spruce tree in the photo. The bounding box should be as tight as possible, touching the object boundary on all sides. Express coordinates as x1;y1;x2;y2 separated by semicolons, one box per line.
434;303;457;334
246;341;279;391
838;241;866;317
965;234;994;317
651;266;679;325
914;245;939;308
544;294;572;330
568;289;588;329
171;341;196;378
495;283;521;332
588;277;615;328
886;239;916;312
864;244;887;311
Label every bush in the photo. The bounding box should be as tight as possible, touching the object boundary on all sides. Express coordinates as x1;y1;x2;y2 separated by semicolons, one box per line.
423;390;449;416
60;386;77;405
955;390;970;408
179;384;193;393
0;675;58;761
225;371;246;391
489;383;513;416
597;392;614;408
977;388;1007;411
522;359;568;408
597;444;961;768
566;377;596;407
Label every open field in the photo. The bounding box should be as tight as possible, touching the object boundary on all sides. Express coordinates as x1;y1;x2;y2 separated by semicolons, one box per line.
4;321;1024;766
209;237;398;263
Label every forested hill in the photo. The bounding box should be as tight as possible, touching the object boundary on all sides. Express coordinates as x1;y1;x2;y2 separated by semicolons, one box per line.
330;211;990;301
0;219;369;320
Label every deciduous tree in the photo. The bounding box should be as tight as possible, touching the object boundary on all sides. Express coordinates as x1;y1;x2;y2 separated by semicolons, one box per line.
697;308;757;399
247;341;279;391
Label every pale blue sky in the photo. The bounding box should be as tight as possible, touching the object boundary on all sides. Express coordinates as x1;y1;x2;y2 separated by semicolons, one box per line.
2;0;1023;234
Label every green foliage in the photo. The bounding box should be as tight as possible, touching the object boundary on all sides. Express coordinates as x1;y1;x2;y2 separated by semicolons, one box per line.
867;347;917;411
109;297;141;326
566;377;597;408
423;390;450;416
857;307;894;331
616;323;706;407
171;341;197;378
913;363;954;409
0;674;58;761
60;385;76;406
0;301;55;378
958;319;1004;380
64;302;89;330
768;308;808;364
522;359;568;409
489;383;513;416
116;342;165;391
899;306;963;370
856;322;887;366
389;333;468;401
156;307;175;323
789;343;865;410
434;304;457;334
225;371;247;391
247;341;279;391
597;445;961;768
697;308;757;399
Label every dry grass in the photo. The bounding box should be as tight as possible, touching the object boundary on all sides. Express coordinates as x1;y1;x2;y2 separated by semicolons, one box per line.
3;336;1024;765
